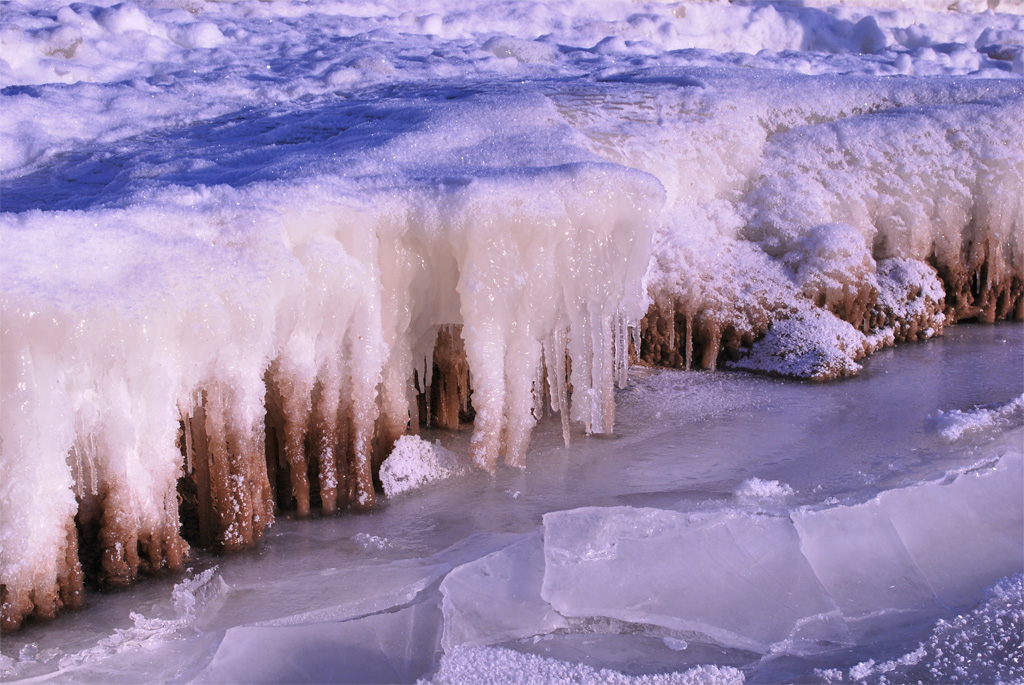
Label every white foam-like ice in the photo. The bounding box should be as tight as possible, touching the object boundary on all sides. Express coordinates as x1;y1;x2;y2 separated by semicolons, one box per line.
734;478;795;503
928;392;1024;441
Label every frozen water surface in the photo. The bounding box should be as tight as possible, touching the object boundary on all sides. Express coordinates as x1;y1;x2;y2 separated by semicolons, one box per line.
2;324;1021;683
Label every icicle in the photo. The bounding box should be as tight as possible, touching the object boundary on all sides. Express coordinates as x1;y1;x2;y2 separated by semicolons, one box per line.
684;312;693;371
668;309;676;354
532;348;546;421
631;324;641;366
615;313;630;389
183;415;194;475
555;328;571;447
72;445;85;500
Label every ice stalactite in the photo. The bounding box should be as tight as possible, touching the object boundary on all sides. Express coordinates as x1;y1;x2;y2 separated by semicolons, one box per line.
0;162;661;631
426;326;472;432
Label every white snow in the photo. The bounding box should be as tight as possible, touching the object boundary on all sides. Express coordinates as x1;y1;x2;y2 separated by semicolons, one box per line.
734;478;795;503
427;645;746;685
928;392;1024;441
381;435;463;497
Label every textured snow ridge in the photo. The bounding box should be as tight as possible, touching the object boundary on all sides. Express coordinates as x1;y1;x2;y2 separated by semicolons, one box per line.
3;0;1024;631
427;645;746;685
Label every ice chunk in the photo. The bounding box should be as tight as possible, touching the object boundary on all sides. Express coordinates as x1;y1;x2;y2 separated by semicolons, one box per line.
440;533;567;651
540;507;842;653
381;436;464;498
792;505;940;620
793;449;1024;625
194;600;441;685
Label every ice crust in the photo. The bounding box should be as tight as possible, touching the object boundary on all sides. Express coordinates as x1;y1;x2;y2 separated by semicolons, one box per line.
2;0;1024;629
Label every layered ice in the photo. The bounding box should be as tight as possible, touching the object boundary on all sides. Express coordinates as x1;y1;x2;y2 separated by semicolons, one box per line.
3;0;1024;630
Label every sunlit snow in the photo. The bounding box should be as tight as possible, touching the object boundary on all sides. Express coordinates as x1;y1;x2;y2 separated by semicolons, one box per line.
1;0;1022;681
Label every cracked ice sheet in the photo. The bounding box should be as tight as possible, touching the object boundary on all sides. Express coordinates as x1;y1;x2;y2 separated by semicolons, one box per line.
540;446;1023;656
540;506;843;654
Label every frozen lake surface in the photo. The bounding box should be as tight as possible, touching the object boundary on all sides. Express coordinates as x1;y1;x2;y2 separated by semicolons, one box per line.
3;323;1021;684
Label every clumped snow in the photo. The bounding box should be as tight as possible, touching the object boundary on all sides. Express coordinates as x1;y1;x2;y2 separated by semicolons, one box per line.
427;645;746;685
734;478;795;503
1;0;1023;633
380;435;463;497
928;393;1024;441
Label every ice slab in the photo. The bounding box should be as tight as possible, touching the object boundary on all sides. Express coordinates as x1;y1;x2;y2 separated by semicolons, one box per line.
194;599;441;685
795;440;1024;616
199;561;446;631
541;450;1023;655
440;532;566;651
540;506;843;653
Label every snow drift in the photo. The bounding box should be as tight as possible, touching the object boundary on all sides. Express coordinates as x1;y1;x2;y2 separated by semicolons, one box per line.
2;0;1023;631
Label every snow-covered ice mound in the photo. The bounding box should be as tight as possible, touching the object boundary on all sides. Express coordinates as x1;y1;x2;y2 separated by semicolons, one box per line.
380;435;463;497
2;0;1023;630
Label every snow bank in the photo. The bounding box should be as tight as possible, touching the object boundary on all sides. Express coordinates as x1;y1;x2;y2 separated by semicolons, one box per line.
2;0;1024;630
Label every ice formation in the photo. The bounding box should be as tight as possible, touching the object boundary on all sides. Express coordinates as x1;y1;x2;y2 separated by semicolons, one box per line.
2;0;1024;631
